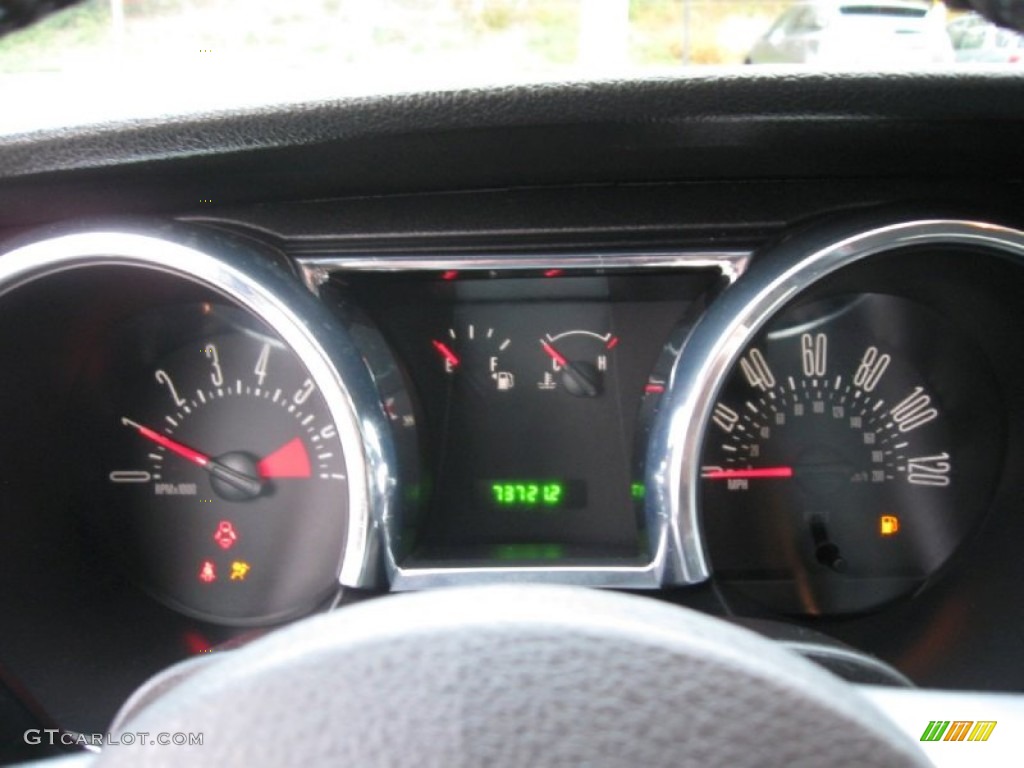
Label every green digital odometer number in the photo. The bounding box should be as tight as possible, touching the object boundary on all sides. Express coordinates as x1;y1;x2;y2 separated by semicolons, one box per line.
491;481;564;507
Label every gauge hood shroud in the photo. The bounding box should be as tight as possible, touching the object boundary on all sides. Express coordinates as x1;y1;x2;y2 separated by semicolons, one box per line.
0;72;1023;226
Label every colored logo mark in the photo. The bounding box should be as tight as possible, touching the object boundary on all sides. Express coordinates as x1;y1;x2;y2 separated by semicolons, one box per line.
920;720;997;742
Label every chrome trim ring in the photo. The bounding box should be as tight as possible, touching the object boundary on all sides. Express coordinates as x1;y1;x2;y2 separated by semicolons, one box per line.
296;250;752;293
389;559;664;592
649;219;1024;585
0;229;391;592
295;249;750;590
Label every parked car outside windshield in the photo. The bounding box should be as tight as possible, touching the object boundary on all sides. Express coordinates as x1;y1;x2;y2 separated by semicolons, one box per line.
746;0;954;65
948;11;1024;62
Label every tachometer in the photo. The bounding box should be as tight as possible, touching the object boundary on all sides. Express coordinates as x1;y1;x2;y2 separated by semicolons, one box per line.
102;314;350;624
0;228;390;626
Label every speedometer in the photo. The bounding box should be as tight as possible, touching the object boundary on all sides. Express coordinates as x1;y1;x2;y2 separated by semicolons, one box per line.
699;293;991;614
649;220;1016;614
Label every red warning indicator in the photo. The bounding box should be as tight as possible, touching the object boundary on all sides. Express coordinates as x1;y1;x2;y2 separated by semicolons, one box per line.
198;560;216;584
213;520;239;550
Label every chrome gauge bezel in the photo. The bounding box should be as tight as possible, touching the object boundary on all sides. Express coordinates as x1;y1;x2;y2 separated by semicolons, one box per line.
650;219;1024;585
0;228;391;592
296;249;750;590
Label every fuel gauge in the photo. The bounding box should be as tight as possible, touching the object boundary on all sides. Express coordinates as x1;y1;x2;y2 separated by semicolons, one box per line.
431;323;516;392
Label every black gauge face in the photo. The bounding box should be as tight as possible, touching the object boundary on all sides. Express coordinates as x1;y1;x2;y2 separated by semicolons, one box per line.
97;303;349;625
700;293;1002;615
423;309;641;559
338;270;717;565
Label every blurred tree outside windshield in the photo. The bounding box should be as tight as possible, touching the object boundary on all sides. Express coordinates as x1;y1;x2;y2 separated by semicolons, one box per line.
0;0;968;132
0;0;869;76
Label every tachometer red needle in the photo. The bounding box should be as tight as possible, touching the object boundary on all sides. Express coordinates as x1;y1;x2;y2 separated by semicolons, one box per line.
122;417;263;497
703;467;794;480
540;340;568;367
431;340;460;367
122;417;210;467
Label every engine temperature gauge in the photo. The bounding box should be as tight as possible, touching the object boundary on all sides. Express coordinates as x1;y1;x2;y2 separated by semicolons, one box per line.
537;330;619;397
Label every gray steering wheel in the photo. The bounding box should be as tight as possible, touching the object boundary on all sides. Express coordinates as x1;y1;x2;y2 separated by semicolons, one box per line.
92;585;928;767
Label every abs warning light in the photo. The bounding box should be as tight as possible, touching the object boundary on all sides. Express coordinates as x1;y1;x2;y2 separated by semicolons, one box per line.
880;515;900;537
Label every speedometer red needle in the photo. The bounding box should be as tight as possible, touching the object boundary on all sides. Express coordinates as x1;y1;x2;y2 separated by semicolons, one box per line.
540;340;568;367
431;340;460;367
703;467;794;480
122;417;210;467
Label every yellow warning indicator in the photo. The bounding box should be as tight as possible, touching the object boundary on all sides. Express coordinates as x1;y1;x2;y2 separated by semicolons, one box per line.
880;515;900;537
230;561;251;581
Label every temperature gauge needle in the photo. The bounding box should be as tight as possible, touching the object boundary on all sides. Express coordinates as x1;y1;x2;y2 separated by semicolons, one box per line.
702;467;795;480
122;417;263;496
431;340;461;368
540;340;569;368
540;340;600;397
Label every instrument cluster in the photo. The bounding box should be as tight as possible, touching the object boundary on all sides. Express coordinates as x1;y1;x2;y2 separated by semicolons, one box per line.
326;265;722;579
0;217;1023;630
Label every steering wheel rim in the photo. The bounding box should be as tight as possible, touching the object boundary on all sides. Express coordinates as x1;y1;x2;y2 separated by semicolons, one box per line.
91;585;928;767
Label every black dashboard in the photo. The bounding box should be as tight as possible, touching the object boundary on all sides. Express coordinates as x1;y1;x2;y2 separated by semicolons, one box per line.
2;71;1024;763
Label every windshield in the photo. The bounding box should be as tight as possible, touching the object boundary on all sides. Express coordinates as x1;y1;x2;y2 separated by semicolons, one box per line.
0;0;1017;133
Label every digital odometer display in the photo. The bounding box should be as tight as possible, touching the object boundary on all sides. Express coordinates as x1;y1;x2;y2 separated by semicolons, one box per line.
484;480;587;510
340;270;716;563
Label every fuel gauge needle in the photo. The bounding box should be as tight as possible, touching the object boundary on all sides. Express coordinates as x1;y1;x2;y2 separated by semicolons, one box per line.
121;417;263;496
431;340;460;368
